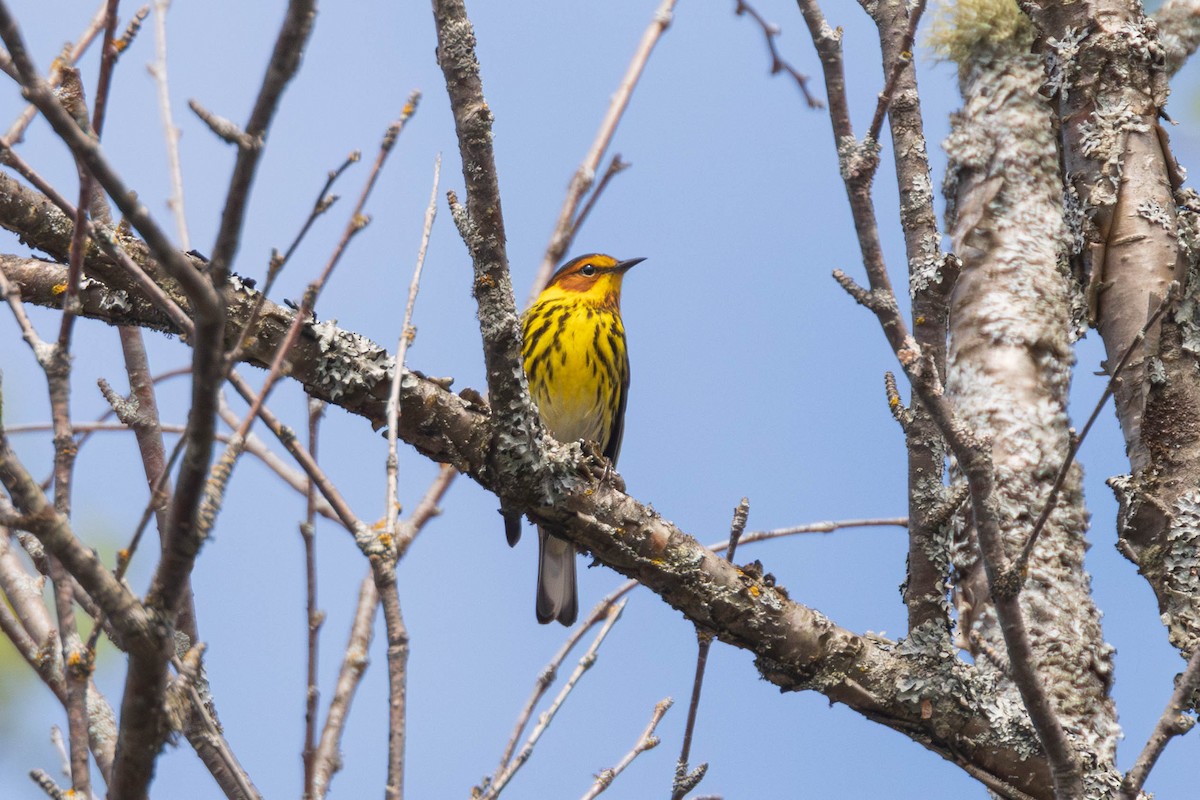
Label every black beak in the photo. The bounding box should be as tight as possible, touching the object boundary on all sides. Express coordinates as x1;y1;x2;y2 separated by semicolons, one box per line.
614;257;646;272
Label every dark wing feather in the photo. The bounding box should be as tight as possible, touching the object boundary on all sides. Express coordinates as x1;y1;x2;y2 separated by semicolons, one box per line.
603;347;629;465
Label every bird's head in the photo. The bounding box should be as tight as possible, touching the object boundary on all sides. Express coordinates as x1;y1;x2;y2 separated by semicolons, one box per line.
542;253;646;309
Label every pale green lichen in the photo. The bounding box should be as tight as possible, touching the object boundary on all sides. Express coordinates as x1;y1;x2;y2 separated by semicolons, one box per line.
927;0;1033;67
97;288;132;314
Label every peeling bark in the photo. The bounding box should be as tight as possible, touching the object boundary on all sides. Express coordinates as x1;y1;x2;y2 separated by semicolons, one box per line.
1023;0;1200;656
937;3;1121;794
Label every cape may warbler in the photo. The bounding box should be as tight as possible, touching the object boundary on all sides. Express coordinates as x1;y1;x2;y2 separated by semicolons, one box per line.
511;253;645;625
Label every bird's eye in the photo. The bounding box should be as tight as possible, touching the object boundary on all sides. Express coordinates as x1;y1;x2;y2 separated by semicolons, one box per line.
579;264;597;277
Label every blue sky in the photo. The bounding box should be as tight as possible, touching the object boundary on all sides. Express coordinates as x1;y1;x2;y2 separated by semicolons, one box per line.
0;1;1196;797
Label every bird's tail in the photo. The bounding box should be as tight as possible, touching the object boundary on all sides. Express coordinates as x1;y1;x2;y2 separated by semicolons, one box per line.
536;527;578;626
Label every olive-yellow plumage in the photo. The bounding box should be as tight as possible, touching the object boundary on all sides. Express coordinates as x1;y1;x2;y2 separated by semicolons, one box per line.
515;253;644;625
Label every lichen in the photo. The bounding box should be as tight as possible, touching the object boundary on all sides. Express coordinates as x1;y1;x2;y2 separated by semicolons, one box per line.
1077;98;1150;202
1137;199;1175;232
836;135;880;182
909;234;944;298
97;288;132;314
927;0;1034;67
1162;489;1200;650
1172;192;1200;354
307;319;391;401
1044;27;1088;101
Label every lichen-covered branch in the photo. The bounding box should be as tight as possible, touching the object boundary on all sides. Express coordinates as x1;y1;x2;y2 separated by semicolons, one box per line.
0;243;1057;796
431;0;550;531
935;3;1121;794
860;0;955;640
798;0;1083;793
1021;0;1200;658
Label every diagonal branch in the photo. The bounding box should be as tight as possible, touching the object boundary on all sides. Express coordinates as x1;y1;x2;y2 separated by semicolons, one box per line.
0;223;1067;796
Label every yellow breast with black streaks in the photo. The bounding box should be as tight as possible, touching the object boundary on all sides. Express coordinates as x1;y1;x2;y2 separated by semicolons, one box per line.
521;295;628;457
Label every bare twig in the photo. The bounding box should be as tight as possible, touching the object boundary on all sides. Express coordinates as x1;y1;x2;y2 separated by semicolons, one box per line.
1012;285;1177;578
581;697;672;800
301;398;324;800
734;0;823;109
529;0;677;300
864;0;926;146
225;151;357;368
311;573;376;800
478;600;627;800
375;143;439;800
198;98;419;545
1119;644;1200;798
0;205;92;795
2;0;108;143
189;98;259;149
29;768;66;800
310;467;456;799
488;513;904;781
386;155;441;543
149;0;191;248
565;154;629;246
206;0;316;285
672;499;748;800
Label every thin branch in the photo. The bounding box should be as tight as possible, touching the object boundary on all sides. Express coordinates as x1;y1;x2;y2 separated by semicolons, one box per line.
580;698;672;800
189;98;258;150
1012;284;1177;578
225;151;356;368
301;398;324;800
1119;644;1200;798
386;154;440;544
864;0;925;146
565;154;629;248
374;150;439;800
529;0;677;300
478;600;627;800
311;573;376;800
206;0;316;285
198;98;419;545
493;595;623;775
734;0;823;109
310;467;456;799
113;325;201;644
28;769;66;800
0;414;154;656
149;0;190;248
0;202;91;794
673;498;749;800
2;0;108;144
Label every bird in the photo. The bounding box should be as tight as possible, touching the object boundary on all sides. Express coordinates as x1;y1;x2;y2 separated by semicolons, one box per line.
510;253;645;625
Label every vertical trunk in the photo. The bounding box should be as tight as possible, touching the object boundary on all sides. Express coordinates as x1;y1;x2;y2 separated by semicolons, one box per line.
936;5;1121;792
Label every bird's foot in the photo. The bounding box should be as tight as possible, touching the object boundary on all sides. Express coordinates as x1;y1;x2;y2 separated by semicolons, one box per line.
577;441;625;492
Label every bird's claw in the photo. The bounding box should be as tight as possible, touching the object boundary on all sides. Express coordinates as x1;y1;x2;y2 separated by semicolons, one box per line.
577;441;624;491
